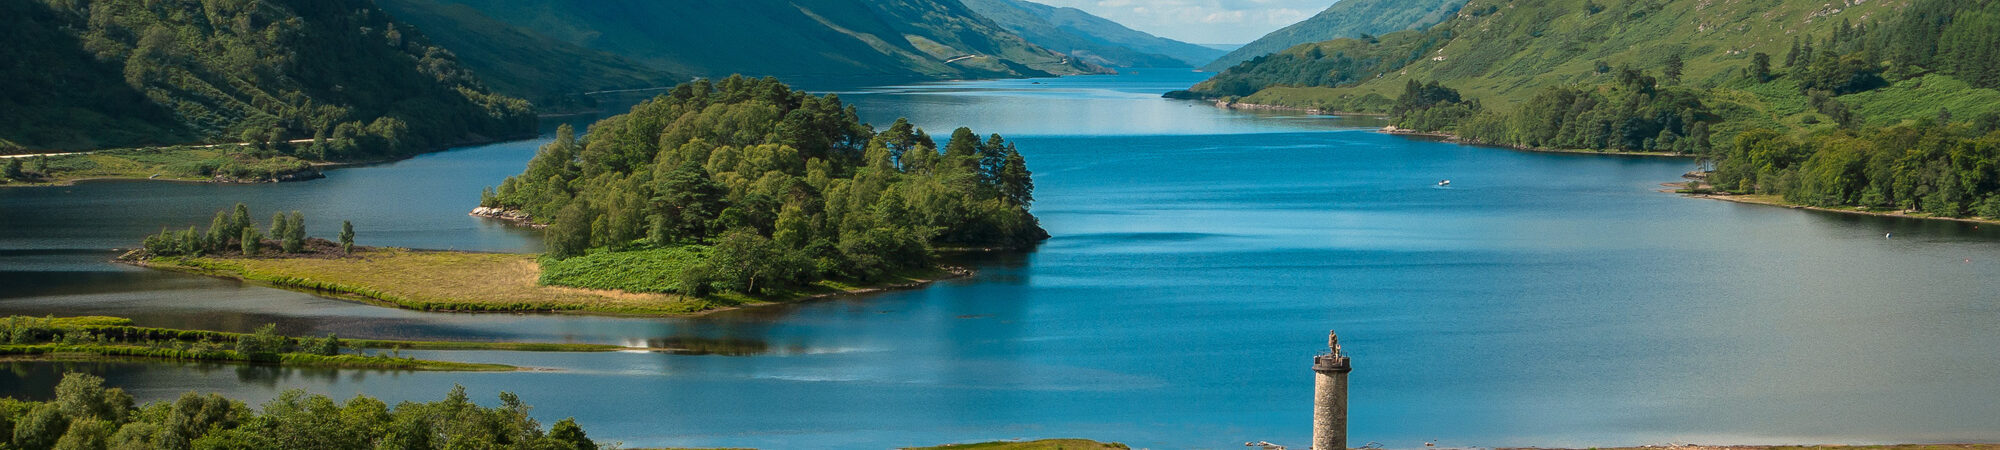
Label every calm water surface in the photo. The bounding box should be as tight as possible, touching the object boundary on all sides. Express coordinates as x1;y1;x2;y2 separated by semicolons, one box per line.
2;70;1998;449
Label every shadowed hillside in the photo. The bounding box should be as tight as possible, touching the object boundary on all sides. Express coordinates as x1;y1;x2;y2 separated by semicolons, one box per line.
382;0;1109;86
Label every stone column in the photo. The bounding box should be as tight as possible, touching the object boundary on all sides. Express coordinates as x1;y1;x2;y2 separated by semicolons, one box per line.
1312;331;1351;450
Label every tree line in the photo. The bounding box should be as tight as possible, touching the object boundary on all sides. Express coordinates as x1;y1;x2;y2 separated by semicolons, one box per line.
142;204;355;257
481;76;1047;295
1708;120;2000;218
0;372;597;450
1393;71;1718;155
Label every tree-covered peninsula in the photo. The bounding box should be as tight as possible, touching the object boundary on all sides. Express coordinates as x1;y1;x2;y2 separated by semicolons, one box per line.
482;76;1047;297
122;78;1047;316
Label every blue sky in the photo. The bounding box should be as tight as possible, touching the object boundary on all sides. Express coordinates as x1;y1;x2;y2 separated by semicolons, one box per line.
1022;0;1333;44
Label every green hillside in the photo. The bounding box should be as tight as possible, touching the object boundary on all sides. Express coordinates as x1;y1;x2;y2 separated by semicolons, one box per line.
1177;0;2000;220
962;0;1223;67
0;0;533;156
376;0;679;112
1184;0;1999;121
387;0;1107;85
1199;0;1466;72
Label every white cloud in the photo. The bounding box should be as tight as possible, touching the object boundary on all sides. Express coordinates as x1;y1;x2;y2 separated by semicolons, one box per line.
1022;0;1329;43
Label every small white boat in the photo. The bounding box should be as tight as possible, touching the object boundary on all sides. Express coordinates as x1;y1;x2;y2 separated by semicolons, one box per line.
1437;179;1451;187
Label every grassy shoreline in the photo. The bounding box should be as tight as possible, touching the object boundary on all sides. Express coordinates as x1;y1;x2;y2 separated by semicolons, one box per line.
125;248;970;318
1672;184;2000;226
1381;127;1697;158
0;133;531;188
0;344;514;371
0;316;554;371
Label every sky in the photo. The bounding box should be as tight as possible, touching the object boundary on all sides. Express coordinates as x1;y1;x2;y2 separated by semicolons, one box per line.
1021;0;1335;44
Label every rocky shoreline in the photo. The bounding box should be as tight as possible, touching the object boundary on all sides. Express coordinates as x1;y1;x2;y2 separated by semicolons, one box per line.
1214;99;1329;114
469;206;542;228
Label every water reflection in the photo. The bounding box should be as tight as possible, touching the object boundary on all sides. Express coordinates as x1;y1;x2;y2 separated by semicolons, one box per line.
0;71;1998;448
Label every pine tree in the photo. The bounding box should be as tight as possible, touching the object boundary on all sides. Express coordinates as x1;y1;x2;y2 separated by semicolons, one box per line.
3;158;22;180
232;203;252;235
1751;53;1773;82
269;213;287;241
1662;53;1684;85
998;150;1034;207
1786;37;1801;67
205;211;233;252
283;211;305;253
241;228;260;256
339;221;355;254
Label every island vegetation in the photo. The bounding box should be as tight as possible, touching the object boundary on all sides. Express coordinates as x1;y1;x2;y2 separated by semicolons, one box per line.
126;169;987;316
0;372;600;450
134;204;353;258
479;76;1046;299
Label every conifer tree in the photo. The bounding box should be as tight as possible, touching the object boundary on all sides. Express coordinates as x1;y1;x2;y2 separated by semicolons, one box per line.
269;213;287;241
339;221;355;254
283;212;305;253
241;228;260;256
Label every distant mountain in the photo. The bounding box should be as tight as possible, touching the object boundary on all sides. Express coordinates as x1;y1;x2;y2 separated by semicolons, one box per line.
961;0;1224;67
377;0;679;112
0;0;531;154
1200;0;1466;72
385;0;1108;86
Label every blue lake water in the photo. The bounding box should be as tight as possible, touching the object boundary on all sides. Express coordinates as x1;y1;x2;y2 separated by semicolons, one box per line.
2;70;1998;449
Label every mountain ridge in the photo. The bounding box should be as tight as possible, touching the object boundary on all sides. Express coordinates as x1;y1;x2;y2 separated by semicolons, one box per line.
382;0;1110;87
961;0;1224;67
1200;0;1467;72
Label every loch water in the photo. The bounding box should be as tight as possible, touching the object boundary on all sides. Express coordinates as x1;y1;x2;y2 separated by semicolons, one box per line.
2;71;1998;449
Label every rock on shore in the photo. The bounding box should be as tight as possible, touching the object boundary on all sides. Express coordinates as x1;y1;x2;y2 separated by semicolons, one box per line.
469;206;541;227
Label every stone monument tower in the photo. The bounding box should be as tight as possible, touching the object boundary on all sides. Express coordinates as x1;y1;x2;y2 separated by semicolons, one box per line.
1312;331;1352;450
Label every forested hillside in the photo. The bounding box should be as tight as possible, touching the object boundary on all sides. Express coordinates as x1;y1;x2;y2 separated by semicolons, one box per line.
1199;0;1466;72
375;0;679;111
961;0;1223;67
381;0;1108;86
483;77;1046;297
0;0;534;156
1178;0;2000;219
